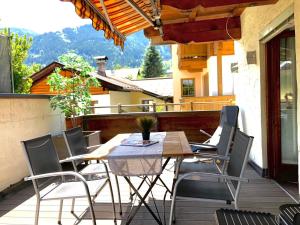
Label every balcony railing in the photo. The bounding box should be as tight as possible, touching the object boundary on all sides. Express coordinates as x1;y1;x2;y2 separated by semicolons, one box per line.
90;95;235;114
67;111;221;143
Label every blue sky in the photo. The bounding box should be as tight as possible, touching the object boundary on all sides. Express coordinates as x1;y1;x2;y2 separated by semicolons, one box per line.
0;0;91;33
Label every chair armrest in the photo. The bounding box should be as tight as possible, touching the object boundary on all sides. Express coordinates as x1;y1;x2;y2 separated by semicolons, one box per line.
199;129;212;138
191;143;216;148
59;154;91;163
25;171;94;203
83;130;101;134
87;144;102;151
59;154;106;165
24;171;87;184
194;153;230;161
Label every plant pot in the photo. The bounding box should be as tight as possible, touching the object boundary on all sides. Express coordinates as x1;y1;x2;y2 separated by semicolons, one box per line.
142;131;150;141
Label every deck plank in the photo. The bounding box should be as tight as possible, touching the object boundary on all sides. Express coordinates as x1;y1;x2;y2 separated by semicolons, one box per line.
0;163;295;225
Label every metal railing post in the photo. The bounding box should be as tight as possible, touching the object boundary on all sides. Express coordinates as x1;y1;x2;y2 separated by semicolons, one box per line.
152;103;156;112
165;103;168;112
118;104;122;114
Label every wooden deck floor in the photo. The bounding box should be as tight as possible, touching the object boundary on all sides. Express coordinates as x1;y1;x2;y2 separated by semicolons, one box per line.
0;163;296;225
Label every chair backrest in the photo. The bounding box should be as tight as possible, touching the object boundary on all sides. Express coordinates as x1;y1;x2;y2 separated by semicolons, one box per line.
207;106;239;146
226;130;253;191
220;106;239;128
63;127;88;168
63;127;88;156
216;123;235;156
22;134;62;190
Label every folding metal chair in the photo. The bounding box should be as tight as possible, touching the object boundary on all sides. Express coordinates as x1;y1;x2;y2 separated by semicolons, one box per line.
216;209;279;225
280;204;300;225
169;130;254;225
191;105;239;152
178;123;235;174
215;204;300;225
62;127;122;217
21;134;106;225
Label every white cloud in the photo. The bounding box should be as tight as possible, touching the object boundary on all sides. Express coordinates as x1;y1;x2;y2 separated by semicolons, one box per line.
0;0;91;33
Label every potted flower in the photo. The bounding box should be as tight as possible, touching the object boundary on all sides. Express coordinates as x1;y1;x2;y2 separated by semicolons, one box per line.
136;116;157;141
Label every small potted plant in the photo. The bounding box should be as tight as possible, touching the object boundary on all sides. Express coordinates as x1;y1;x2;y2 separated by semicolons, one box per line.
136;116;157;141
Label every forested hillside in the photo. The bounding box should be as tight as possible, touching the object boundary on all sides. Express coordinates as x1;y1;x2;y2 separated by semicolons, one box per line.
12;25;171;69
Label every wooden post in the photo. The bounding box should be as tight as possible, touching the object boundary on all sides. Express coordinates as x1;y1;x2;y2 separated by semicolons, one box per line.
152;102;157;112
217;42;223;96
165;103;168;112
117;104;122;114
190;102;193;111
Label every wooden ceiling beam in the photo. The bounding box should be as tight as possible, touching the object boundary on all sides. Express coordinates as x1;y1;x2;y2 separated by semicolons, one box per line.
160;0;279;10
163;12;233;25
162;17;241;43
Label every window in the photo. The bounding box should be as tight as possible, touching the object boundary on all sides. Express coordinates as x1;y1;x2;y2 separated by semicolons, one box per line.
141;99;154;112
181;79;195;97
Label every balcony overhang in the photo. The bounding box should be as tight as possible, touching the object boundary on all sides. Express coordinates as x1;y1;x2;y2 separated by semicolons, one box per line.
62;0;278;47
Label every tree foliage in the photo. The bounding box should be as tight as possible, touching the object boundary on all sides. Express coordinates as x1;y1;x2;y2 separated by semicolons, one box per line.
140;46;165;78
0;29;41;93
47;52;99;124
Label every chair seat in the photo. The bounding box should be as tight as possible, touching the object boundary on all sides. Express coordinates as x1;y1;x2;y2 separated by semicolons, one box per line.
80;163;107;175
42;179;107;200
216;209;278;225
176;179;234;202
279;204;300;225
179;161;220;174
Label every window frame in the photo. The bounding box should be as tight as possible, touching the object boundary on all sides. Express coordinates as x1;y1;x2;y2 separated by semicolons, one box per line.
181;78;195;97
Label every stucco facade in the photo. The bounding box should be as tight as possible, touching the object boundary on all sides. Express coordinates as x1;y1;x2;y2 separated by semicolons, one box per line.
172;46;204;104
0;96;64;191
234;0;295;170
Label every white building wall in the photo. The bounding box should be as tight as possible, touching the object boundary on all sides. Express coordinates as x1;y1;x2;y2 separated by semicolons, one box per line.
208;56;218;96
234;0;294;169
208;56;235;96
92;94;111;114
222;56;236;96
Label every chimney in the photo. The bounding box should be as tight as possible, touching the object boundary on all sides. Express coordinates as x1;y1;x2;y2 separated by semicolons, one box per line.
94;56;108;76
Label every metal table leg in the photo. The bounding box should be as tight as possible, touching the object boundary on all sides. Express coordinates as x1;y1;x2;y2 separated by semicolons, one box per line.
123;157;171;225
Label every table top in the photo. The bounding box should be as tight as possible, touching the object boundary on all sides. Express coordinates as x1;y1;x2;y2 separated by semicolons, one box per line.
81;131;193;160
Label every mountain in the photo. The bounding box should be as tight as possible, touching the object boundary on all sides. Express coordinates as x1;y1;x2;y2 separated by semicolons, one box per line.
10;28;38;37
26;25;171;69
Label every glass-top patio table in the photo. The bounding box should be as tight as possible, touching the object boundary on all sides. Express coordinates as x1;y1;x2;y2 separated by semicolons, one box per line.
64;131;193;225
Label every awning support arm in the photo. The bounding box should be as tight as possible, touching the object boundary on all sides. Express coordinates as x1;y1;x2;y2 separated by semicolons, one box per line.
125;0;155;27
85;0;125;40
99;0;115;32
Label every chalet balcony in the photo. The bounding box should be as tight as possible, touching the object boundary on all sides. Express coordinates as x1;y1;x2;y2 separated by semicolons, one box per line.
0;95;298;225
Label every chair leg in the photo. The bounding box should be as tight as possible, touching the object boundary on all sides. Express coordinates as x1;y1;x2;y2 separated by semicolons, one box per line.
234;201;238;210
115;175;122;215
169;195;177;225
71;198;75;213
87;195;97;225
108;176;117;224
34;198;40;225
58;199;63;224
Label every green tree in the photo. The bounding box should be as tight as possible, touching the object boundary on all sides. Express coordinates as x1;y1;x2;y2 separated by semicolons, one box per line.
47;52;99;126
0;29;41;93
140;46;164;78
